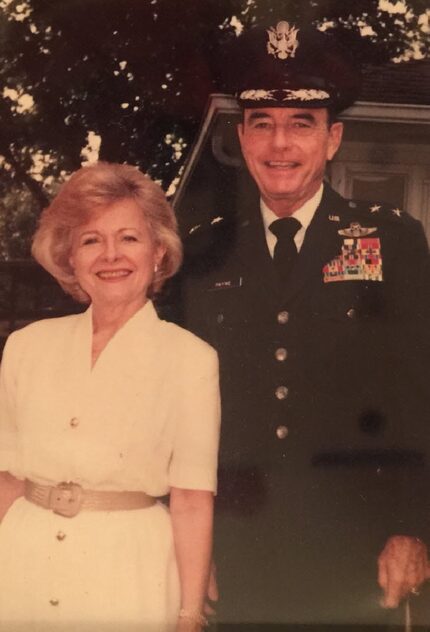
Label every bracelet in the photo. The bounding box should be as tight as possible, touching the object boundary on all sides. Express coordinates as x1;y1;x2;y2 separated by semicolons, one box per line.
178;608;209;627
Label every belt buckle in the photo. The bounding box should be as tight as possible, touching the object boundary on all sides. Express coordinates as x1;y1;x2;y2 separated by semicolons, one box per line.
49;482;83;517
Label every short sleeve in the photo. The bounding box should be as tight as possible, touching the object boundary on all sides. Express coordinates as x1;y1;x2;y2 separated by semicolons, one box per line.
169;344;220;492
0;334;20;473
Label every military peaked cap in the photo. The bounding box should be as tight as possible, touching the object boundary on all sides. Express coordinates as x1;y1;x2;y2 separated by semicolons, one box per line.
229;20;361;113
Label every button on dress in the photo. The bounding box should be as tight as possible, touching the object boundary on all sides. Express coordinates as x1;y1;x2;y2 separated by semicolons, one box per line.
0;301;220;630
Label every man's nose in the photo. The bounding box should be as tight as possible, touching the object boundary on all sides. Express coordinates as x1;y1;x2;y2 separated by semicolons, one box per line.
272;124;294;149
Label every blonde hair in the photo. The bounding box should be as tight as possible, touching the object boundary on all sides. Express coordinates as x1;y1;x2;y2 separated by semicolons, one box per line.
32;162;182;303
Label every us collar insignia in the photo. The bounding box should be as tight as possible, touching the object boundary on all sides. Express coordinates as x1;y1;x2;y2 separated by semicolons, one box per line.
328;214;340;222
338;222;377;238
323;238;383;283
267;21;299;60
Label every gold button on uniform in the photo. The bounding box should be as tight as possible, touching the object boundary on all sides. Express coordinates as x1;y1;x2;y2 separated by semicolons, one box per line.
216;313;224;324
275;347;288;362
346;308;356;319
277;311;289;325
276;425;289;439
69;417;79;428
275;386;288;400
56;531;66;541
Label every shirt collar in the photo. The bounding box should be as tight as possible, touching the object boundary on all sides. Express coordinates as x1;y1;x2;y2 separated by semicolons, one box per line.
260;184;324;233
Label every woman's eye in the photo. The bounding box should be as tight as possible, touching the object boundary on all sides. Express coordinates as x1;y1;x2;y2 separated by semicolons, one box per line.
122;234;138;242
81;236;99;246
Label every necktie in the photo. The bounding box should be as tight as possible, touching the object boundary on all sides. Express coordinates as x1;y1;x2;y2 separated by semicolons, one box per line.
270;217;302;283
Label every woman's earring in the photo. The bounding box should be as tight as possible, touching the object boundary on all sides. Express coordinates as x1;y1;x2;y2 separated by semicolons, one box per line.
154;263;158;273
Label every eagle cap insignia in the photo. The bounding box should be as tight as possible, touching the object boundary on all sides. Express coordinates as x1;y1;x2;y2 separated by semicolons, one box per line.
267;21;299;60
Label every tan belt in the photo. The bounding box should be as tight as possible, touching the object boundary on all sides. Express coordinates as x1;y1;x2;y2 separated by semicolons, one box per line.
24;480;156;518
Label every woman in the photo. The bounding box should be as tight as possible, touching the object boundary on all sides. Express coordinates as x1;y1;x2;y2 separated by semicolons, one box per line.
0;162;220;631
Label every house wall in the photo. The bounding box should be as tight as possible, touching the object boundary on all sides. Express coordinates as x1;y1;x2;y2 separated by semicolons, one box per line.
331;119;430;241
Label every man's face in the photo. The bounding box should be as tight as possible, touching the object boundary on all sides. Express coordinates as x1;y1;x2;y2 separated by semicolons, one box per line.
237;107;343;215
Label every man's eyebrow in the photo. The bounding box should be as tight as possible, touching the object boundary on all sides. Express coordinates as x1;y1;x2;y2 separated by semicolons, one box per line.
291;112;317;123
246;111;319;123
247;111;272;122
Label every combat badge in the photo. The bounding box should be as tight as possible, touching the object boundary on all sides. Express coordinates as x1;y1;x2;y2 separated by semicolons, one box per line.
323;238;383;283
338;222;377;237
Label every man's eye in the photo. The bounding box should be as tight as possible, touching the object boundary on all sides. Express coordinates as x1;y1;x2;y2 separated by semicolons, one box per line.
292;121;312;129
250;120;272;130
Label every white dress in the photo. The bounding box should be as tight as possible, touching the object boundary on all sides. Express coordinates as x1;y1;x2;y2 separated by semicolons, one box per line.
0;301;220;631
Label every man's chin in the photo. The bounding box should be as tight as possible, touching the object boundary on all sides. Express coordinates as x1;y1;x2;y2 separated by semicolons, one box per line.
264;189;298;201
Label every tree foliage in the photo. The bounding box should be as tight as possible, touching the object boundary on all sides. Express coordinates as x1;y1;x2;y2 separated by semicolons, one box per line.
0;0;429;258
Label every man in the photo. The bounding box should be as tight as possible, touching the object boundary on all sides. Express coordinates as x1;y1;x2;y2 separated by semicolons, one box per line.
176;20;430;629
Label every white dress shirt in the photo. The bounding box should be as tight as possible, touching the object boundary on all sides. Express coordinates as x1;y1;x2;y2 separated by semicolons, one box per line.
261;184;323;256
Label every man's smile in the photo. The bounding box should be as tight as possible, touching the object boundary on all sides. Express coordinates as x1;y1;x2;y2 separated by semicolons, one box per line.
264;160;300;169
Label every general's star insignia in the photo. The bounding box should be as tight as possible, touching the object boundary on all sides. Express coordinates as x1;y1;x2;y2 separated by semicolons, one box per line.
370;205;381;213
189;224;201;235
392;208;402;217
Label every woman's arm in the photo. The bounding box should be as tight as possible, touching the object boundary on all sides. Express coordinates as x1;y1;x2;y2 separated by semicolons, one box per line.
0;471;24;521
170;487;214;630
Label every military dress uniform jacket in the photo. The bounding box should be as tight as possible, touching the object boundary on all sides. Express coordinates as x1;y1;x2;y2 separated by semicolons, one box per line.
176;182;430;627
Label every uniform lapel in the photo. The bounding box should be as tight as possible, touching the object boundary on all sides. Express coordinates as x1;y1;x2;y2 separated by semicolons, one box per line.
234;194;281;301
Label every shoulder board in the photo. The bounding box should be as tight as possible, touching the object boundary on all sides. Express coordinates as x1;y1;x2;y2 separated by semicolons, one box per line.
184;214;227;238
345;199;414;225
181;213;236;261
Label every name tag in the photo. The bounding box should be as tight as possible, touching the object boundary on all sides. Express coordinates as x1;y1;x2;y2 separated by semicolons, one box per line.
208;277;243;291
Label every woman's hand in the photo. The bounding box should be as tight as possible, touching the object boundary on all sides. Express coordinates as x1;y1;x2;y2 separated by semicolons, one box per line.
0;471;24;521
175;613;206;632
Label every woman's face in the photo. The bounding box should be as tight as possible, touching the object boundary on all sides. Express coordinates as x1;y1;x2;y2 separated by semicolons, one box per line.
69;198;164;311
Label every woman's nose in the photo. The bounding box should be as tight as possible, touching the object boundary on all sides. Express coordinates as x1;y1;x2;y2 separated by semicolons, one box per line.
102;238;120;262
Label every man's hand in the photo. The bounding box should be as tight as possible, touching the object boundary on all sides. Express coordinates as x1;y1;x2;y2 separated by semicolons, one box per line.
378;535;430;608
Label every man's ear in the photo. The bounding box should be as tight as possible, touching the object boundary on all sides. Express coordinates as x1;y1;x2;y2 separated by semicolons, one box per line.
327;121;343;161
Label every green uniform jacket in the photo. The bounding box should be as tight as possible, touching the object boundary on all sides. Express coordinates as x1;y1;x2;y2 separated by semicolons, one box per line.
173;182;430;627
